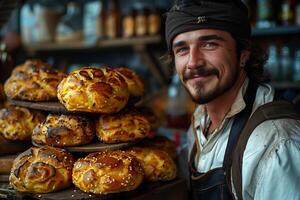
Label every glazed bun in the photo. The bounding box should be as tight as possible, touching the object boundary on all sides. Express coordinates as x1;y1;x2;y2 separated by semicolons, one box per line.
32;114;95;147
9;146;75;193
115;67;144;97
0;106;46;140
139;136;177;159
96;109;151;144
57;67;130;114
72;150;144;194
4;59;66;101
126;147;177;182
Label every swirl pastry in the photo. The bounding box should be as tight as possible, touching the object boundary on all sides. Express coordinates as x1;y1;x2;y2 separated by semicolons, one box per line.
57;67;130;114
4;59;66;101
126;147;177;182
72;150;144;194
0;106;46;140
9;146;75;193
115;67;144;97
96;109;151;144
32;114;95;147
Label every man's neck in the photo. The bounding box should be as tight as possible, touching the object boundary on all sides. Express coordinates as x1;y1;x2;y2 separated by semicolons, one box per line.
206;73;247;132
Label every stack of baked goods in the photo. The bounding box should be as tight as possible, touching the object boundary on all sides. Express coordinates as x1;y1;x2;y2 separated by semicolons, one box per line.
3;60;177;196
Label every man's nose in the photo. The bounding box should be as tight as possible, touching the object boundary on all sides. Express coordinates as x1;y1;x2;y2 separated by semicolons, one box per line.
187;47;205;69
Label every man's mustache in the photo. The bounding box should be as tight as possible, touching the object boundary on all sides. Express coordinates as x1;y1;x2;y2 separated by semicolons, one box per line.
183;67;219;81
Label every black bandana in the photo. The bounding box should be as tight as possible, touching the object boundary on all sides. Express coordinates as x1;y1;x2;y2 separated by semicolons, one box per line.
165;0;251;50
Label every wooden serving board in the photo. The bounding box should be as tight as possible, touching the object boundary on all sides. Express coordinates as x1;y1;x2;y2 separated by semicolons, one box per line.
0;178;188;200
32;140;137;153
7;99;70;114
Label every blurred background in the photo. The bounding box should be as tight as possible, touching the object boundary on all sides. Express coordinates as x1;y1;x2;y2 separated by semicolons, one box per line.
0;0;300;134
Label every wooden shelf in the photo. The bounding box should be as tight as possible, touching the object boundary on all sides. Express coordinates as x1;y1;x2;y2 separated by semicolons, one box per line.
252;25;300;36
270;81;300;89
25;35;162;52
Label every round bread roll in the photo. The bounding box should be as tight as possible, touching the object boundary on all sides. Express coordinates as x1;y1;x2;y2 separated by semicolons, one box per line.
57;67;130;114
0;106;46;140
139;136;177;159
72;150;144;194
96;109;151;144
9;146;76;193
115;67;144;97
126;147;177;182
4;59;66;101
32;114;95;147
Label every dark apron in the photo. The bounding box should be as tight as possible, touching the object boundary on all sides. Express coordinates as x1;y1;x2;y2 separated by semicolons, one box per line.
188;81;258;200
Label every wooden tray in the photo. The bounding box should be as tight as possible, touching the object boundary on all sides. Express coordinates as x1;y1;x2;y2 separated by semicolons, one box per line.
0;178;188;200
32;140;137;153
0;135;32;156
7;99;70;114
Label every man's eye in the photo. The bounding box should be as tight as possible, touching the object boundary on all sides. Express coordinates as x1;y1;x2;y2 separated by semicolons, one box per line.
202;42;217;49
175;47;188;55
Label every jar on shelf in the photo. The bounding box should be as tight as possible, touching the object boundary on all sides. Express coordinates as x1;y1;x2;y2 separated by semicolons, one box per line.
147;7;161;35
256;0;275;28
122;8;135;38
135;5;148;37
105;0;120;39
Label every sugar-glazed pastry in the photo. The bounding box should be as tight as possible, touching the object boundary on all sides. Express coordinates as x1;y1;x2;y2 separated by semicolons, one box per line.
9;146;75;193
32;114;95;147
57;67;130;114
126;147;177;182
96;109;151;144
4;59;66;101
115;67;144;97
0;106;46;140
72;150;144;194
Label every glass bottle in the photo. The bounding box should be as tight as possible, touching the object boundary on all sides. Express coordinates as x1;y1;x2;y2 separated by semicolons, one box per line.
256;0;275;28
148;7;161;35
135;5;147;37
293;50;300;81
265;45;280;81
279;46;293;81
280;0;294;26
105;0;120;39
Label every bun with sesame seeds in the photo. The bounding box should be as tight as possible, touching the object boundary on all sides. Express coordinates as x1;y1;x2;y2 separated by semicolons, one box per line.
32;114;95;147
72;150;144;194
0;105;46;141
57;67;130;114
126;147;177;182
4;59;66;101
95;108;151;144
9;146;75;193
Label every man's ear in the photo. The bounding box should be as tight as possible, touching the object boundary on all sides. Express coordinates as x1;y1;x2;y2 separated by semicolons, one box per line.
239;50;250;68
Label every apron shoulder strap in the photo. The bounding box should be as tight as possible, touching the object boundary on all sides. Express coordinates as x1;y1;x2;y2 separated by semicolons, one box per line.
229;100;300;199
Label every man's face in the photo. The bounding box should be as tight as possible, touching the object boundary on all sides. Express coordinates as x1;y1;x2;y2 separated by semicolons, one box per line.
172;29;243;104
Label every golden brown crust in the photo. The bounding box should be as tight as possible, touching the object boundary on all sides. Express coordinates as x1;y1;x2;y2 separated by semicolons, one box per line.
96;109;151;144
72;150;144;194
0;106;46;140
32;114;95;147
115;67;144;97
57;67;130;114
9;146;75;193
4;59;66;101
139;136;177;159
126;147;177;182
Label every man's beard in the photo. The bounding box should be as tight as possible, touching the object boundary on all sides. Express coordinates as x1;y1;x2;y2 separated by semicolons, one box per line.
182;66;239;104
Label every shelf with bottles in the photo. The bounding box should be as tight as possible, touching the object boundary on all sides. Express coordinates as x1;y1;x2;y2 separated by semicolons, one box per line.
24;35;162;52
252;25;300;36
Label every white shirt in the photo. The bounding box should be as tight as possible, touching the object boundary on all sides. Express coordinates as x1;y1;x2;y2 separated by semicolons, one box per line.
187;78;300;200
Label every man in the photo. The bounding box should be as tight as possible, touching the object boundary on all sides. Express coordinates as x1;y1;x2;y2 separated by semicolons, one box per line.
165;0;300;199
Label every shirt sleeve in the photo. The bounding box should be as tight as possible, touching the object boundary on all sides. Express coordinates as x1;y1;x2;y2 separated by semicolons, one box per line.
254;139;300;200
